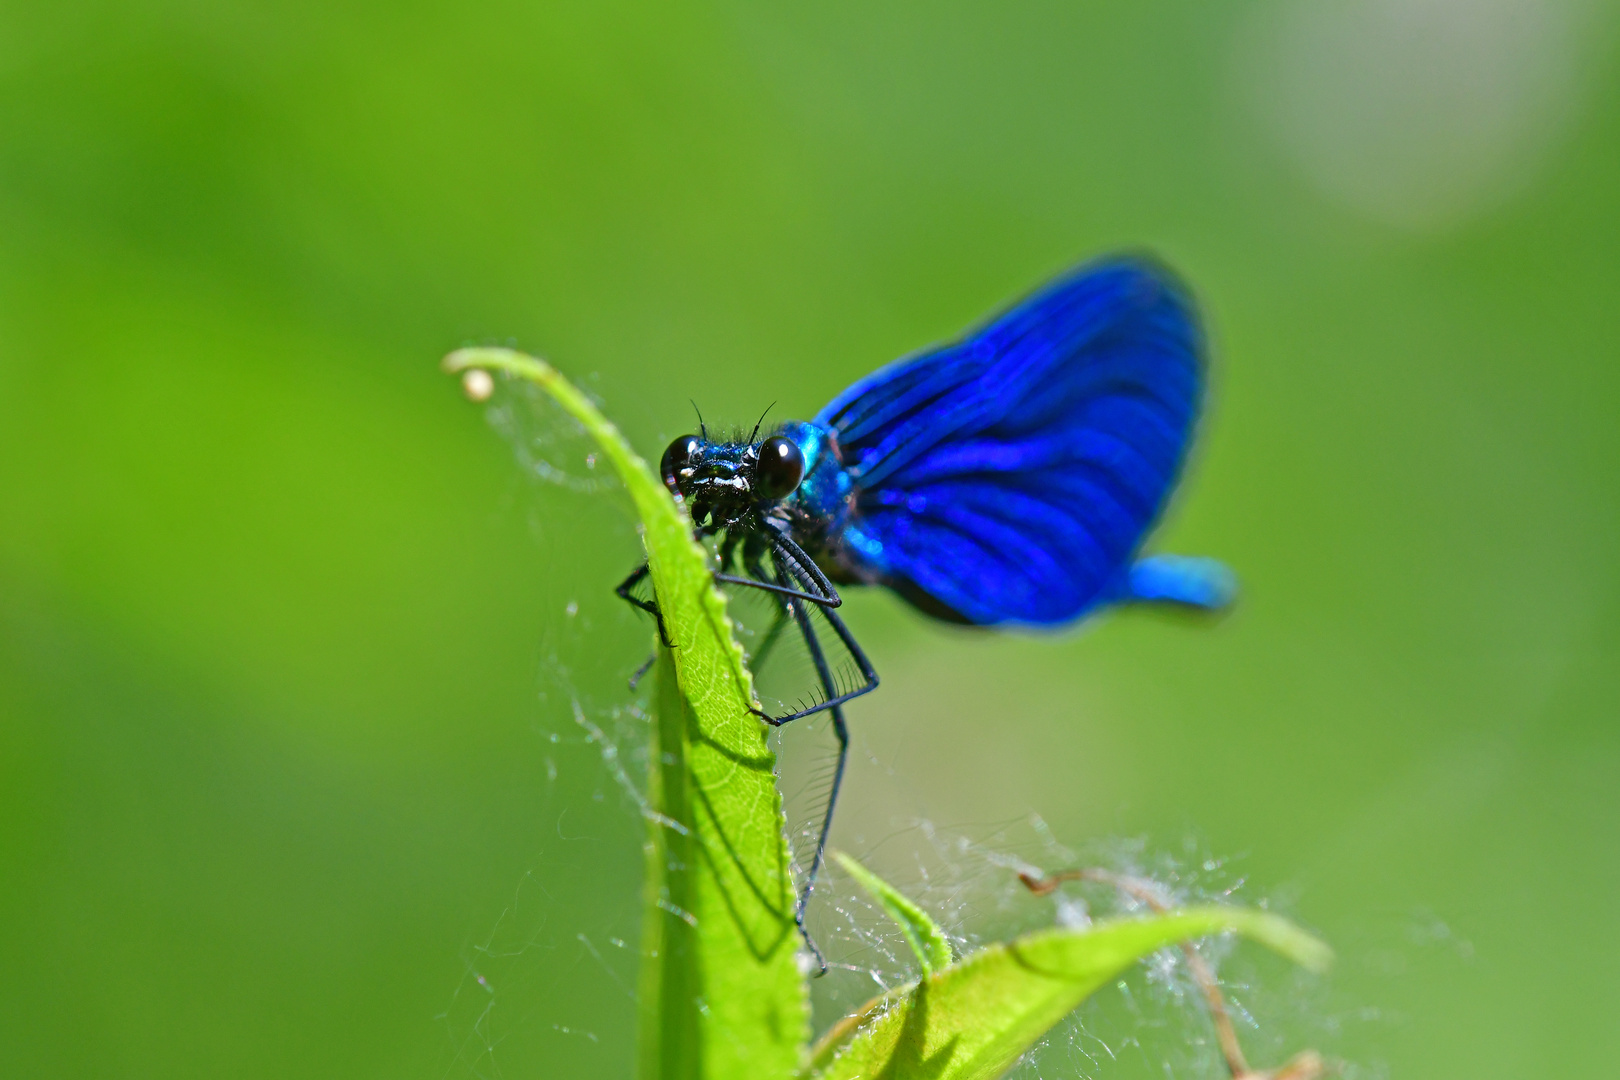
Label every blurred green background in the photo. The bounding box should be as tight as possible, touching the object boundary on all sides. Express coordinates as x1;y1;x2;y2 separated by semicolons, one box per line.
3;0;1617;1076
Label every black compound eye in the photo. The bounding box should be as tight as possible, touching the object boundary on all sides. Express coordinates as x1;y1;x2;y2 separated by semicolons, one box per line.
661;435;702;493
754;435;805;500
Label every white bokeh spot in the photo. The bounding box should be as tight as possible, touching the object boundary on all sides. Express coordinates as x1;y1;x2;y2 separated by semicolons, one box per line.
1241;0;1595;230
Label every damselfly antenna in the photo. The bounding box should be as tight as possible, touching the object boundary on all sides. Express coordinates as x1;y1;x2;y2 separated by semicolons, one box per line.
749;402;777;444
689;399;707;440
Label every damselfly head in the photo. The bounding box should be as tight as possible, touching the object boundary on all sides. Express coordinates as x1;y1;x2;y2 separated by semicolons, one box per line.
659;432;805;526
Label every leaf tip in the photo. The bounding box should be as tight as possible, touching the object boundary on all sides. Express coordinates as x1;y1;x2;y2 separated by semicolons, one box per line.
833;850;954;974
440;346;479;373
1292;932;1335;974
1238;909;1334;973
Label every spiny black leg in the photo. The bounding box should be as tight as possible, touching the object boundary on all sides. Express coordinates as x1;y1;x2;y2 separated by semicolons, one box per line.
742;544;879;726
805;705;849;976
757;564;849;976
627;652;656;690
772;569;870;955
615;561;674;648
772;533;843;606
711;571;840;609
712;528;844;610
743;550;794;672
706;539;880;969
701;540;877;724
801;597;878;710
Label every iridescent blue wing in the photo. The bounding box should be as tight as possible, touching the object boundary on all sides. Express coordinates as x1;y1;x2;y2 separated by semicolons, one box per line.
816;256;1222;626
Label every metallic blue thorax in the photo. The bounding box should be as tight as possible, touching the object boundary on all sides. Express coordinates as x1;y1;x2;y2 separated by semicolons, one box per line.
775;420;852;547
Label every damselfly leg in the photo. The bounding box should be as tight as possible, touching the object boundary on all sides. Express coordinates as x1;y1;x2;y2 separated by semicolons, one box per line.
612;531;879;973
729;538;876;972
614;562;673;649
760;582;848;975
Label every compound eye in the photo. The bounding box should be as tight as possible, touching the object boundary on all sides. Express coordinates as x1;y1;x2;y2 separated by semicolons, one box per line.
660;435;702;493
754;435;805;500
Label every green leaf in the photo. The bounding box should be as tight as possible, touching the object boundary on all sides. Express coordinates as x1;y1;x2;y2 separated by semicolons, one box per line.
445;349;809;1080
833;851;953;974
808;906;1330;1080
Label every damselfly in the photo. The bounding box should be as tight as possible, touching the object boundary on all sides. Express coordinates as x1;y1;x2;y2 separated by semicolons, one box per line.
617;256;1235;970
